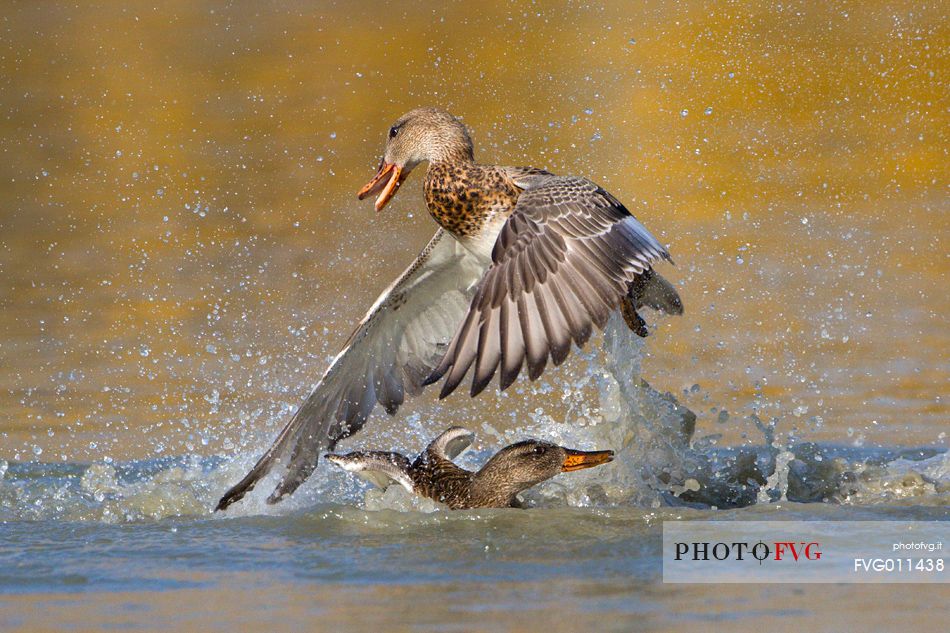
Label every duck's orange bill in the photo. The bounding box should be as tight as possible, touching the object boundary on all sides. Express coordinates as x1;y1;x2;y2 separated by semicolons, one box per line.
561;449;615;472
357;160;404;212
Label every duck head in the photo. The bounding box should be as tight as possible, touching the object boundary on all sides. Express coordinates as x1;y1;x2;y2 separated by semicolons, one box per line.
357;107;475;211
473;440;615;501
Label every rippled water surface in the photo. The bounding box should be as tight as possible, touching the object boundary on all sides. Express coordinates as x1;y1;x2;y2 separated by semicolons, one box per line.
1;1;947;630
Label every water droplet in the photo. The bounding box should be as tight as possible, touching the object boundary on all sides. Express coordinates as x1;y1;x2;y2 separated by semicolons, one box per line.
628;38;636;45
704;106;713;115
680;109;689;117
139;346;150;357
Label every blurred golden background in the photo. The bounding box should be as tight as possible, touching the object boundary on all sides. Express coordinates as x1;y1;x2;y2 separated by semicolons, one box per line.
0;1;946;461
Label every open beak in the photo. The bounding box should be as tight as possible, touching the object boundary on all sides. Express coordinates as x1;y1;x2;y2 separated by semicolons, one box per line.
357;160;405;212
561;448;615;472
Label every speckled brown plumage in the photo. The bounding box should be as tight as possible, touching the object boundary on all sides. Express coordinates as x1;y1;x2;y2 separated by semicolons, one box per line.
407;450;475;507
424;162;521;238
325;426;614;510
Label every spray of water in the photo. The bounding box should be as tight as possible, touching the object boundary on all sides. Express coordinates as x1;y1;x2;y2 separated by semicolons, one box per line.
1;315;946;522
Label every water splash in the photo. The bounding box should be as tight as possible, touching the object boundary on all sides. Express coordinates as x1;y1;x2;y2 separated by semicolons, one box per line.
543;314;949;510
357;313;948;512
2;316;946;522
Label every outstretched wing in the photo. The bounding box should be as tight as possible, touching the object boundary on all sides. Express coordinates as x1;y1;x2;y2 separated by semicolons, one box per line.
216;228;486;510
426;173;672;399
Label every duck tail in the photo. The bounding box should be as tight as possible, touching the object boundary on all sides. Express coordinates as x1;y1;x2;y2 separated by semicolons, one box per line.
629;269;683;316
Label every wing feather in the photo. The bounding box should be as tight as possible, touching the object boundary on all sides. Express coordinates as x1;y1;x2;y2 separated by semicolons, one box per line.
522;291;549;380
429;174;678;398
216;228;486;510
472;306;501;396
499;297;525;390
536;282;571;366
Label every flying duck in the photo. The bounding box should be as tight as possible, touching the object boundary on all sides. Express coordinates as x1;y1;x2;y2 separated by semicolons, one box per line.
216;107;681;511
326;426;614;509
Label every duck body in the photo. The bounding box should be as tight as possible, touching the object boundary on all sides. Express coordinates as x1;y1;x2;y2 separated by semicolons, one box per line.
406;451;476;509
216;107;680;512
424;161;519;243
326;427;614;510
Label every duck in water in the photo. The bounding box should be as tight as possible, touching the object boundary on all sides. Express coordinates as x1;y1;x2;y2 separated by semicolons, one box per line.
326;427;615;510
217;108;681;511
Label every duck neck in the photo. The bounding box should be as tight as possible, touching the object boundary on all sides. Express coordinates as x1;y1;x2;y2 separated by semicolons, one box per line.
424;123;476;165
429;145;475;166
468;463;524;507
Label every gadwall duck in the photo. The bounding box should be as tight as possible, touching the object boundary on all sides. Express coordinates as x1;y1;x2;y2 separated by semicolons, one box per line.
217;108;681;511
326;427;614;509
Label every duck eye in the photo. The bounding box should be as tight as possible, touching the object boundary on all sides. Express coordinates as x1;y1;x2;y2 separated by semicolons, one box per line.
389;125;400;139
532;446;546;456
